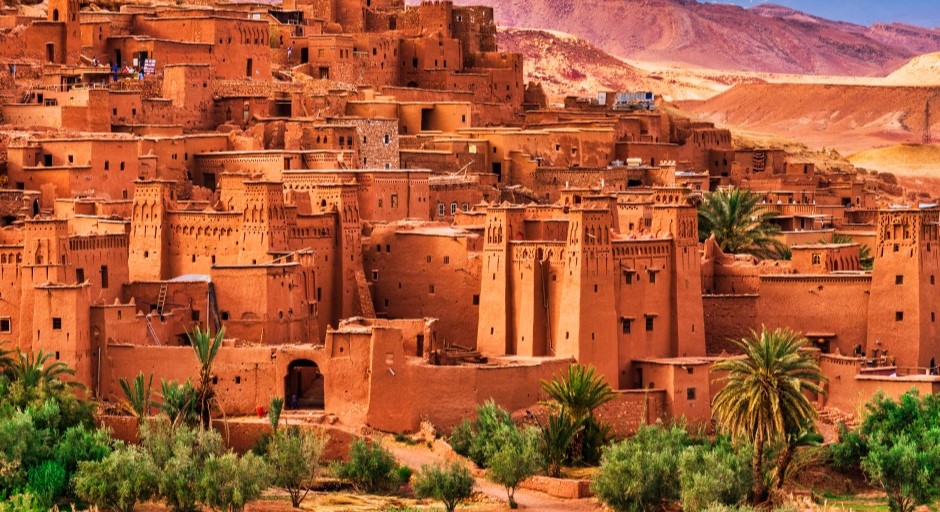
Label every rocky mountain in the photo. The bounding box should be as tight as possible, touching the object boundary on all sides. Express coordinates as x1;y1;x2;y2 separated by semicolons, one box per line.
454;0;940;75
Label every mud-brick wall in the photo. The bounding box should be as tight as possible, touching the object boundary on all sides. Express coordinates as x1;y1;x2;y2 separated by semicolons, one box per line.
703;294;759;355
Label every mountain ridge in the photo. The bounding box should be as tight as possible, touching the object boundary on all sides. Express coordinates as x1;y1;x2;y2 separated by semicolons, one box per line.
450;0;940;75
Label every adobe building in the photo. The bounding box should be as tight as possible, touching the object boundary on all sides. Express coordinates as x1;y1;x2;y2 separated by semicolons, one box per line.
0;0;936;438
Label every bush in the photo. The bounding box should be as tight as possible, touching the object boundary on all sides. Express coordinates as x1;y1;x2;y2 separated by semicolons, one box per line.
448;420;474;458
679;440;751;512
334;439;407;494
198;451;271;512
540;411;582;477
413;461;474;512
268;426;329;507
829;422;867;471
447;401;514;468
838;392;940;512
141;419;224;512
26;459;67;509
73;445;159;512
0;492;45;512
592;425;690;512
486;425;542;509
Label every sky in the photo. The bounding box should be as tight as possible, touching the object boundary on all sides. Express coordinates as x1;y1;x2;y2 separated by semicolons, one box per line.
714;0;940;27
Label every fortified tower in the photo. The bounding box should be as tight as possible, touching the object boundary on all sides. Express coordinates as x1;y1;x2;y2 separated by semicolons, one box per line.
18;219;70;350
555;206;619;384
239;181;291;264
129;180;175;281
867;208;940;369
47;0;80;65
651;187;706;357
476;205;525;355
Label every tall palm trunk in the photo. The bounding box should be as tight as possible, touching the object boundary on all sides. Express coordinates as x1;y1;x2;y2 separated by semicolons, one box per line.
751;439;767;504
774;442;797;490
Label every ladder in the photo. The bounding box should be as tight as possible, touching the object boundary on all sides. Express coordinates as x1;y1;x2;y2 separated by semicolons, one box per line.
156;283;168;314
145;315;161;346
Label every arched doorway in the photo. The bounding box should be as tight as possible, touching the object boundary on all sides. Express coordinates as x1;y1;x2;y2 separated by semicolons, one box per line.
285;359;324;409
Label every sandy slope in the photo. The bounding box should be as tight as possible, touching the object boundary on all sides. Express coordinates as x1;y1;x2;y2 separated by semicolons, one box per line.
678;83;940;155
849;144;940;177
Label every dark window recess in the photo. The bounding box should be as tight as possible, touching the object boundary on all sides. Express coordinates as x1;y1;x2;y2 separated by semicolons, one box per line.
52;317;62;330
191;310;200;322
0;318;9;332
621;318;632;334
687;388;697;400
645;317;654;331
472;294;480;306
896;311;904;321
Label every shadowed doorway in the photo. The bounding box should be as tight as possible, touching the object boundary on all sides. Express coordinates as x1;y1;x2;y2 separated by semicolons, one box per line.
285;359;324;409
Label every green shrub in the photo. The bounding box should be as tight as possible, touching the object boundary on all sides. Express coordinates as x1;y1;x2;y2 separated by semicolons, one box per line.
73;445;159;512
829;422;867;471
334;439;407;494
26;459;67;509
592;425;690;512
197;451;271;512
679;440;751;512
413;461;475;512
486;425;542;509
540;411;581;477
141;419;224;512
0;491;45;512
446;401;514;467
268;426;329;507
448;419;474;458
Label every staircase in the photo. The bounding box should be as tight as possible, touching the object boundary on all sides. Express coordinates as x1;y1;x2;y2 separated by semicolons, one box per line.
156;283;168;314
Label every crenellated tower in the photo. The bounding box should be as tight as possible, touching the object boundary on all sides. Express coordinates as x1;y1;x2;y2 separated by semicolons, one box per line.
129;180;175;281
651;187;706;357
868;208;940;369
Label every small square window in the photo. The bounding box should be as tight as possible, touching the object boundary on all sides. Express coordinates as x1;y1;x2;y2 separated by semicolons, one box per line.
648;271;657;284
235;376;241;384
621;318;632;334
472;294;480;305
624;271;633;284
52;317;62;330
191;310;200;322
444;256;450;264
429;284;435;294
896;311;904;321
0;318;10;333
896;275;904;285
687;388;697;401
646;317;654;331
372;270;379;280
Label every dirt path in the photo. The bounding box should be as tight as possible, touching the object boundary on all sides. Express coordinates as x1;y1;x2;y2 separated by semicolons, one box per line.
385;439;603;512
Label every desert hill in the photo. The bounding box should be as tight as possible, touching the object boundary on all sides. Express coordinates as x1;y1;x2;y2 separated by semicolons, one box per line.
887;53;940;85
451;0;940;75
678;83;940;155
497;28;750;102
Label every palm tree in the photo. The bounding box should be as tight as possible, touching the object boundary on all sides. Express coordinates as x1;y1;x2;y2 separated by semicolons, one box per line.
268;396;284;434
712;327;826;503
118;372;153;423
542;364;615;422
539;411;582;477
773;421;823;490
7;349;77;406
159;379;198;427
188;326;225;429
698;188;786;259
541;364;616;465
